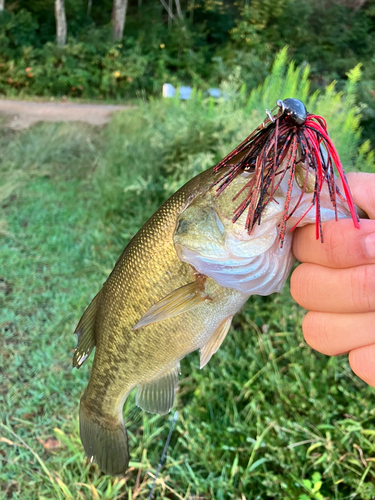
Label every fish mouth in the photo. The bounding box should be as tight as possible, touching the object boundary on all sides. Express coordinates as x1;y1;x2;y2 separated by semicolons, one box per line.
213;98;360;245
173;162;351;295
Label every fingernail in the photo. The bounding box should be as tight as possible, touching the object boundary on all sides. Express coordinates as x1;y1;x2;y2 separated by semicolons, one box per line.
364;233;375;258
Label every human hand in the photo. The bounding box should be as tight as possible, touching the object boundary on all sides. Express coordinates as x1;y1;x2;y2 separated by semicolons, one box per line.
291;172;375;387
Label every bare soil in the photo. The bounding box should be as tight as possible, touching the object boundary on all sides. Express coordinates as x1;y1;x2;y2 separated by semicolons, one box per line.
0;99;131;129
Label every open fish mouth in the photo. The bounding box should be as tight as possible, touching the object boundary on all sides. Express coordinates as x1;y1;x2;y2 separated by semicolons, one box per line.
174;161;351;295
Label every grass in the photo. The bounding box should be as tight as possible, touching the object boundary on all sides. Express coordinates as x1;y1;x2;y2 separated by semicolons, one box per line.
1;52;375;499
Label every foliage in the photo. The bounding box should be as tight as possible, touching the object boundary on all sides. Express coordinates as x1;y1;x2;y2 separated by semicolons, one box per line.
297;472;325;500
0;0;373;145
0;17;213;99
1;55;374;499
96;49;368;216
229;0;375;144
231;0;375;80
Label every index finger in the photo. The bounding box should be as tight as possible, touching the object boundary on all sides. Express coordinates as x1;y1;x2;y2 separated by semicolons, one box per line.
292;172;375;268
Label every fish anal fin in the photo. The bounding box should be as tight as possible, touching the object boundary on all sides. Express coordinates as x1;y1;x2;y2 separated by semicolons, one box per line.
133;276;209;330
200;315;233;369
136;365;179;415
73;291;101;368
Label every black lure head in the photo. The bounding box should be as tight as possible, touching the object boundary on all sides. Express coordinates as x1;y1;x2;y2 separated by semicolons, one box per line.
213;97;359;246
277;98;307;126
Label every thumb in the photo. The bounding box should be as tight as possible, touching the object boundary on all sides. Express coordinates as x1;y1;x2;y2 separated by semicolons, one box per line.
347;172;375;220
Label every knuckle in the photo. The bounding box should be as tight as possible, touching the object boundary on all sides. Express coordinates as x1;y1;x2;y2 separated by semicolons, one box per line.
349;265;375;312
324;222;346;267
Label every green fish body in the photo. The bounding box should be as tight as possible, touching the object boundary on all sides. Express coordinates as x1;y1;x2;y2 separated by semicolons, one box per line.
74;165;350;475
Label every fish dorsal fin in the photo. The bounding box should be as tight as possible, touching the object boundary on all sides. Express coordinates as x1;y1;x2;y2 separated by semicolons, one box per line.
136;365;179;415
133;277;209;330
73;292;101;368
200;316;233;369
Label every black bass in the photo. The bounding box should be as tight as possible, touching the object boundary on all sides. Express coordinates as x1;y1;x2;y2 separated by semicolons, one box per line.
73;98;359;475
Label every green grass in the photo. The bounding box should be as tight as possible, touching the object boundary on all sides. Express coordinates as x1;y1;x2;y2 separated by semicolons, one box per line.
1;53;375;499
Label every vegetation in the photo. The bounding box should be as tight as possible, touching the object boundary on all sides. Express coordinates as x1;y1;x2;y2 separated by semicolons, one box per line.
0;0;374;144
1;55;374;499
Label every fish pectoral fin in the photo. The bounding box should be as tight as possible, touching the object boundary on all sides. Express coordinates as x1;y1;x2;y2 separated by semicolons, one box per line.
73;291;101;368
132;277;209;330
200;316;233;369
136;364;179;415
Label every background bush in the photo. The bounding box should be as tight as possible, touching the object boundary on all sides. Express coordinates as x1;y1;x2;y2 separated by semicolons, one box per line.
0;0;373;145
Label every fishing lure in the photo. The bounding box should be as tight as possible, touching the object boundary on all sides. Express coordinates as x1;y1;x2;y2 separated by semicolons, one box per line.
214;98;360;245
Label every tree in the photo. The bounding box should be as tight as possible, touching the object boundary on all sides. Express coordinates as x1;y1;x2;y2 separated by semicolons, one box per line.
112;0;128;41
55;0;67;47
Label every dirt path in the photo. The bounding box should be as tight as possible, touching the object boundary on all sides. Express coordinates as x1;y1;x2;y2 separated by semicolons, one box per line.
0;99;132;129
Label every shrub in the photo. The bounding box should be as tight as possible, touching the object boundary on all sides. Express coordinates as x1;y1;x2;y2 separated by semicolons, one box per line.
0;10;216;100
95;49;371;224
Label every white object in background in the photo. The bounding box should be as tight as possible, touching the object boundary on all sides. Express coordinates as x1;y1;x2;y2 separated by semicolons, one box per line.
163;84;223;100
179;86;192;100
163;83;176;98
208;88;221;98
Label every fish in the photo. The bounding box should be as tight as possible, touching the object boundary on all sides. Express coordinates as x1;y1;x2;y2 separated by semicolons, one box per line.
73;98;359;476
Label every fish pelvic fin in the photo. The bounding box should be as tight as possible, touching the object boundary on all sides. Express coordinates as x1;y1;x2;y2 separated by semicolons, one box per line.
73;291;101;368
200;316;233;369
132;276;210;330
79;397;129;476
136;364;179;415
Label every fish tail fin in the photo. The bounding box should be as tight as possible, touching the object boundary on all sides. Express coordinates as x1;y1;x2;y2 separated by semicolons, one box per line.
79;397;129;476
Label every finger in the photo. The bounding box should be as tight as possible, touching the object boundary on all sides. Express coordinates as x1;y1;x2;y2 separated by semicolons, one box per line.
346;172;375;219
291;263;375;313
302;311;375;356
292;218;375;269
349;344;375;388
